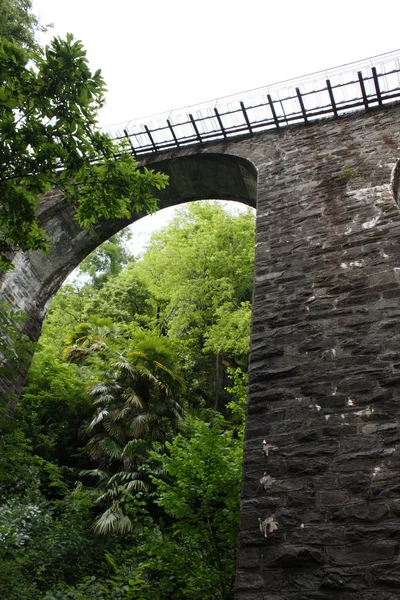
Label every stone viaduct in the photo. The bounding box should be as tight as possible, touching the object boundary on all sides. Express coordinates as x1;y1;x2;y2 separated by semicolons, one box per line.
2;70;400;597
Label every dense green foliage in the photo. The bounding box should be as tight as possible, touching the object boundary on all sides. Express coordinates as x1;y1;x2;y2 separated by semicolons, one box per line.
79;231;133;290
0;202;254;598
0;34;167;270
0;0;49;51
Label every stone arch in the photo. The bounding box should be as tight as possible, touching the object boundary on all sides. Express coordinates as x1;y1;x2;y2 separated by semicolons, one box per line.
0;152;257;403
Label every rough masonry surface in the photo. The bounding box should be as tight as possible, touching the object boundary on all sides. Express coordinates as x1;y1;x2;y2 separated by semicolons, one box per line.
238;105;400;599
2;103;400;598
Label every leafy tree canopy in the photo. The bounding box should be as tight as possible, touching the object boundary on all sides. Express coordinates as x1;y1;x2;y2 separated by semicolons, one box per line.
0;34;168;271
0;0;50;51
136;202;255;346
78;230;133;289
133;202;255;408
149;415;242;600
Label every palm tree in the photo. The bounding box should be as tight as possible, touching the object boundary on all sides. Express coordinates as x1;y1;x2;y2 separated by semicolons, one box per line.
87;341;185;450
82;335;186;533
63;317;118;362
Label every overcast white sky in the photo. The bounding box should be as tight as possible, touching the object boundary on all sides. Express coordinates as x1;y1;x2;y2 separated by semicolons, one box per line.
32;0;400;129
31;0;400;257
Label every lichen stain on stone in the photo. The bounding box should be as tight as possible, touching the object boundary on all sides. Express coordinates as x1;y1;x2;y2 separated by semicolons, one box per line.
258;516;279;538
262;440;279;457
259;472;276;490
362;216;380;229
354;406;374;417
340;260;365;269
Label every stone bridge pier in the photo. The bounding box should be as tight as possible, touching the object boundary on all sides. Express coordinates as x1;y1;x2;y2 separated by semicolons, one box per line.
236;105;400;599
2;103;400;598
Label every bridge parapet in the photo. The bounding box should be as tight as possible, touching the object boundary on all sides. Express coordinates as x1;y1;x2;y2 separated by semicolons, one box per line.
106;49;400;158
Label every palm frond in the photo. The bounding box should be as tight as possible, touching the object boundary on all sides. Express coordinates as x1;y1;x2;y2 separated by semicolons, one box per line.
103;419;126;443
112;357;137;376
93;503;134;535
87;408;109;430
127;413;151;437
88;383;110;395
97;438;123;459
125;479;147;493
109;404;131;421
122;438;146;457
79;468;108;481
122;392;143;409
96;486;120;502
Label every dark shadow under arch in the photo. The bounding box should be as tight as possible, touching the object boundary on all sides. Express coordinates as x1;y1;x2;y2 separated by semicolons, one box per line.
34;153;257;304
150;153;257;206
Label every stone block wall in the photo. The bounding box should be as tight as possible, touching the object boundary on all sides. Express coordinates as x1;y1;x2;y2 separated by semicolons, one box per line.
235;104;400;599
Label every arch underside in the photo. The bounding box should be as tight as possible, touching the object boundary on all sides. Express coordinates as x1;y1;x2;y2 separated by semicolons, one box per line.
44;153;256;296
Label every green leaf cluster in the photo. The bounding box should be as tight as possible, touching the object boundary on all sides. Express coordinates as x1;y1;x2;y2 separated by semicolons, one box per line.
0;34;168;270
0;0;51;52
149;415;242;599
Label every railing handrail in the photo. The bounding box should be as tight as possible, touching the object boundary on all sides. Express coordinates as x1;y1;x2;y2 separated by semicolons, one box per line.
103;49;400;158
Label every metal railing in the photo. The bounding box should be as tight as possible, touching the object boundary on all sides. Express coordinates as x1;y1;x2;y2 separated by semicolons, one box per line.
105;50;400;158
